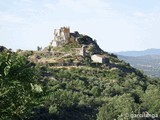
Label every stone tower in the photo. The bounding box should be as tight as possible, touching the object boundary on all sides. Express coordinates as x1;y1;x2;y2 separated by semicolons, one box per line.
52;27;70;47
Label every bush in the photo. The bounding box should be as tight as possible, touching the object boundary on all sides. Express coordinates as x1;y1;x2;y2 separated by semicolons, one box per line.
0;51;41;119
97;94;139;120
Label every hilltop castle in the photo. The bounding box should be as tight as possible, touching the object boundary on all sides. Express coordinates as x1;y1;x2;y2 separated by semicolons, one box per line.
50;27;108;63
51;27;80;47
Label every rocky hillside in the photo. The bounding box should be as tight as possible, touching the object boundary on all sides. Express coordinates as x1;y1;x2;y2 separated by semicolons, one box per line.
1;30;160;120
23;33;105;66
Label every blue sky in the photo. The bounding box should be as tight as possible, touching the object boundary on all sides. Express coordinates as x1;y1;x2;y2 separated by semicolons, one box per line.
1;0;160;52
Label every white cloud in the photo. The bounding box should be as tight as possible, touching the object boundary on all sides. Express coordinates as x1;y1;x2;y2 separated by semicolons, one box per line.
20;0;32;2
132;11;160;26
133;11;146;18
22;7;38;17
44;0;111;16
44;3;57;11
0;12;25;24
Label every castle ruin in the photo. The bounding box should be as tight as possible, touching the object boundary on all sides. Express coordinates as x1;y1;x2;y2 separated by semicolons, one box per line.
51;27;70;47
50;27;108;64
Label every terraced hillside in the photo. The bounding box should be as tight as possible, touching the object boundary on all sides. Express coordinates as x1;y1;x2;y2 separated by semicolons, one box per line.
1;32;160;120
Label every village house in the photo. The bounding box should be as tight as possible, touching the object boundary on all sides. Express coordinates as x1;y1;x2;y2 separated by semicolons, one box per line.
91;54;109;63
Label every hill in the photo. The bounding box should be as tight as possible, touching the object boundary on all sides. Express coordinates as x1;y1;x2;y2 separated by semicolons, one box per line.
118;55;160;77
1;27;160;120
115;48;160;56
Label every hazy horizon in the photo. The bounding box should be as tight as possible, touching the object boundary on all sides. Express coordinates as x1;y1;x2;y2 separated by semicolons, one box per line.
1;0;160;52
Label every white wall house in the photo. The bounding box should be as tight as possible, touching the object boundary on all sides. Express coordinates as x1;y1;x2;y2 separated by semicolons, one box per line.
91;54;109;63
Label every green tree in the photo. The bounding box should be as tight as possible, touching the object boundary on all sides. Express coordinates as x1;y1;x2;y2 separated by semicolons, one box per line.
97;94;139;120
90;86;101;96
0;51;41;119
141;85;160;115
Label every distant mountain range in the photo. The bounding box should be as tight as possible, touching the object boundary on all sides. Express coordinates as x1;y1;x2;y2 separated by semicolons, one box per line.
118;55;160;77
115;49;160;77
115;48;160;56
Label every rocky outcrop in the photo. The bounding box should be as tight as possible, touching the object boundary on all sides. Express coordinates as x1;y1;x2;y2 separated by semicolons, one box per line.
0;46;7;52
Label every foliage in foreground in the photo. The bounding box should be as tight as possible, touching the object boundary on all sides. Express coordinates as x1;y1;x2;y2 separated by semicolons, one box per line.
0;51;43;119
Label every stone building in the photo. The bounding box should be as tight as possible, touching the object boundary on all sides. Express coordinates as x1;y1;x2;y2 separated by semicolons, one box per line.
91;54;109;63
51;27;81;47
52;27;70;47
